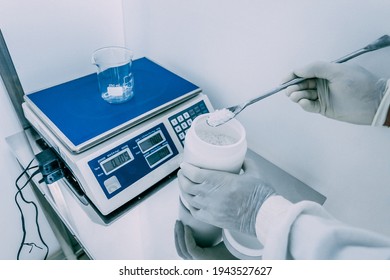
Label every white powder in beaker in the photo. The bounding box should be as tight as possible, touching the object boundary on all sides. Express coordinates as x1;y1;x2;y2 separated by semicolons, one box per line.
206;109;235;127
197;130;237;146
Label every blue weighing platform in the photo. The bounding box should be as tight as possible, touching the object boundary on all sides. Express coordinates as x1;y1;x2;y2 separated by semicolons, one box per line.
25;57;201;153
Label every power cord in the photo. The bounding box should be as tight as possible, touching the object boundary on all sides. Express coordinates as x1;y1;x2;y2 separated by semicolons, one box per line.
14;158;49;260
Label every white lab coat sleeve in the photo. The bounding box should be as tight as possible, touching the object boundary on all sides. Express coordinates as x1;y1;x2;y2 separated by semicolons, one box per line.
255;195;390;259
372;79;390;126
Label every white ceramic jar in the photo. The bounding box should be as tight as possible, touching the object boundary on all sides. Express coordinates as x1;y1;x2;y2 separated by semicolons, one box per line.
183;113;247;173
178;113;248;248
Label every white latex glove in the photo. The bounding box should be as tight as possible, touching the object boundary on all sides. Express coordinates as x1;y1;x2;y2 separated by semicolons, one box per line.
178;159;275;237
284;61;387;125
174;220;237;260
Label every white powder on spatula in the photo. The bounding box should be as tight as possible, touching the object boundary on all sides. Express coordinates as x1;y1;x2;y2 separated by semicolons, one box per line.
206;109;235;127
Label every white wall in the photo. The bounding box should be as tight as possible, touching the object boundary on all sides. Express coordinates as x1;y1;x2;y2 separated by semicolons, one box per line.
0;0;125;259
123;0;390;236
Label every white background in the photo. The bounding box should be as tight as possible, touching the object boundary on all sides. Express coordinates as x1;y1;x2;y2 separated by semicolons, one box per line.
1;0;390;259
0;0;125;259
123;0;390;237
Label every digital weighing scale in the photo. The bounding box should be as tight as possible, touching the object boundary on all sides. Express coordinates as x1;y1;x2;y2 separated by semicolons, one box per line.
23;57;214;220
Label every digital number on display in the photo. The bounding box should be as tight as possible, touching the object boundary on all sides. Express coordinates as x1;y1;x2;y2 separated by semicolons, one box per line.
138;131;165;153
100;148;133;175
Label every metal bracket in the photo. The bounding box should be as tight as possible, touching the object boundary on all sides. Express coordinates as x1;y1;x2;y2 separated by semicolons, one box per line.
0;29;30;130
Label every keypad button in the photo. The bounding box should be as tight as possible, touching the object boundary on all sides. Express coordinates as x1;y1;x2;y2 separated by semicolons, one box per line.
171;119;178;126
104;176;121;194
179;132;185;140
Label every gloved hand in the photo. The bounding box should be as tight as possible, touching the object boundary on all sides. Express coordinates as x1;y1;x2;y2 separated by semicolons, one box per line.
174;220;237;260
283;61;387;125
178;159;275;237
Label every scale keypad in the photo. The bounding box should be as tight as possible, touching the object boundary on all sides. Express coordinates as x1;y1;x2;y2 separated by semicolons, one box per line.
168;100;209;146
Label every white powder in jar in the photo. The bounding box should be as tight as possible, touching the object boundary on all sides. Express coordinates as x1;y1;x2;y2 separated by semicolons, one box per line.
197;130;237;146
206;109;235;127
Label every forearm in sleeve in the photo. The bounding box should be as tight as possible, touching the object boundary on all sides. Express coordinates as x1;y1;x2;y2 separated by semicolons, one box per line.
256;196;390;259
372;79;390;126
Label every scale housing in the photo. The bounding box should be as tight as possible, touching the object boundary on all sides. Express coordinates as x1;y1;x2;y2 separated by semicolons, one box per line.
23;58;214;218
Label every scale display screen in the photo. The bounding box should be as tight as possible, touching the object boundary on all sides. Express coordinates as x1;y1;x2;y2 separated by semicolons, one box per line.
100;148;133;175
138;131;165;153
137;130;173;168
145;145;172;167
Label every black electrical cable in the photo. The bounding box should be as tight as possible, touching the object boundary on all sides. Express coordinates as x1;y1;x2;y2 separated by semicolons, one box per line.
14;160;38;259
16;170;50;259
14;158;49;260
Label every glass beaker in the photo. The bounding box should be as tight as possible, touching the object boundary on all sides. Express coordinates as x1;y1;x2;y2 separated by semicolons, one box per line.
92;46;134;104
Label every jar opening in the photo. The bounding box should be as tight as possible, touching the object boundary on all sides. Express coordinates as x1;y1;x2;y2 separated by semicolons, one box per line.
193;114;243;147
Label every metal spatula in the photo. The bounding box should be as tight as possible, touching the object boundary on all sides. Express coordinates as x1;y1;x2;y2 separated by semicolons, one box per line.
208;35;390;127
